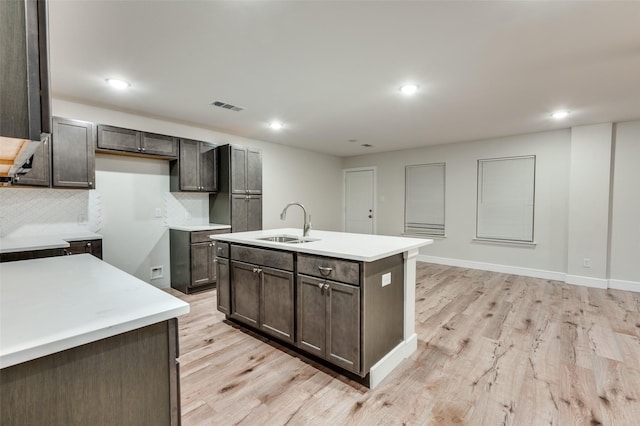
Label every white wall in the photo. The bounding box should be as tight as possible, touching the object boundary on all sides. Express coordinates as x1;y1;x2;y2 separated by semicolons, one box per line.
610;121;640;289
343;130;572;278
343;122;640;291
53;99;343;288
566;123;612;287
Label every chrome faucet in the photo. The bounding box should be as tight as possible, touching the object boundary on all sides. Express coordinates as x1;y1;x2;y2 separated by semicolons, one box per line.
280;202;311;237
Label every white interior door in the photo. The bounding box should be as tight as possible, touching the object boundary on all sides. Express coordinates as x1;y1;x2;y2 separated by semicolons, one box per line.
344;168;375;234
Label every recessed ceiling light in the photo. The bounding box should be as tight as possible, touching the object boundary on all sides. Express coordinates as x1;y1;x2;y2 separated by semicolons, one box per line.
106;78;130;90
551;110;569;119
400;84;419;95
269;121;283;130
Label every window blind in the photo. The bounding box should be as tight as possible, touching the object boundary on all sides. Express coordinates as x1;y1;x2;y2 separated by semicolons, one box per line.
405;163;445;236
476;156;535;242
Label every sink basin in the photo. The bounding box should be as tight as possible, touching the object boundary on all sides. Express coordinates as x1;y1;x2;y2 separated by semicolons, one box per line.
257;235;320;244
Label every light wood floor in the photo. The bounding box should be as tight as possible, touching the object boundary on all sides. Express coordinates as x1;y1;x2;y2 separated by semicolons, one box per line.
168;263;640;425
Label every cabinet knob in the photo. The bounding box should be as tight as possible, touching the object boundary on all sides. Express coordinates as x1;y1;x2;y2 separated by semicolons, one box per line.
14;176;19;182
141;147;146;152
86;242;92;247
323;283;330;291
88;182;93;187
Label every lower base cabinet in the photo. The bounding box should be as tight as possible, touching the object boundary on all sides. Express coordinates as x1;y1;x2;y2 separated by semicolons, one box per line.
170;229;228;294
296;275;360;374
0;319;180;426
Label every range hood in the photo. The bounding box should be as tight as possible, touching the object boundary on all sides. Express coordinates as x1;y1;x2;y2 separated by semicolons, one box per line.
0;0;51;182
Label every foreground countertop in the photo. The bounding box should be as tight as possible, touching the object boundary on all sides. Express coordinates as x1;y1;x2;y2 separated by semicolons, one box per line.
0;254;189;368
210;228;432;262
0;231;103;254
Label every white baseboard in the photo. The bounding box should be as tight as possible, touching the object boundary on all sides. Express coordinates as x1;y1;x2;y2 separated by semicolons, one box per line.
418;255;566;281
418;255;639;293
609;279;640;293
369;333;417;389
565;275;608;289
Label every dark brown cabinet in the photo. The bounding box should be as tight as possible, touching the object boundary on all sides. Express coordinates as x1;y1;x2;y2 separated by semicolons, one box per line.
12;136;50;187
0;237;103;263
97;124;178;159
230;194;263;233
170;229;228;294
65;239;102;259
51;117;95;189
228;244;295;343
230;145;262;194
296;274;361;374
215;242;231;315
170;139;217;192
0;0;51;144
209;144;263;232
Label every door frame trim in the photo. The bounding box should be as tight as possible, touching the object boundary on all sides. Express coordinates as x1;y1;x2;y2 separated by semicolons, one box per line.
342;166;377;234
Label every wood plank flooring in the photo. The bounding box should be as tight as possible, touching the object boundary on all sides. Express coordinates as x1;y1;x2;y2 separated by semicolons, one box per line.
168;263;640;425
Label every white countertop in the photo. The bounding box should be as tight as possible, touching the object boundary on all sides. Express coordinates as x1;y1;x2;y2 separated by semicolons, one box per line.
210;228;432;262
0;254;189;368
0;231;102;254
168;223;231;232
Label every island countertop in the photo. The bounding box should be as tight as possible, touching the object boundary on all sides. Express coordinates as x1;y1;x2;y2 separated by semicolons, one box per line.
210;228;432;262
0;254;189;369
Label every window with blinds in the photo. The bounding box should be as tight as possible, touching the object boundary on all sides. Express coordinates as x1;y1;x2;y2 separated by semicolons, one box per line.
476;155;535;243
404;163;445;236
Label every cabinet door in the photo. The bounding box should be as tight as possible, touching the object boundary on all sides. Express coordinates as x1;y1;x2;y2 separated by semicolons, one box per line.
231;195;248;232
260;267;294;343
65;239;102;259
327;281;361;373
296;275;327;359
246;148;262;194
178;139;200;191
199;142;218;192
190;242;213;287
141;132;177;158
230;261;260;327
52;117;95;189
216;257;230;315
97;124;140;153
230;145;247;194
246;196;262;231
210;242;217;282
13;137;50;187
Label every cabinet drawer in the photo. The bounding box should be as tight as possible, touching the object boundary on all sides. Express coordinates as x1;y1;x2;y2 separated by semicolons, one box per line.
215;242;229;258
231;245;293;271
190;231;214;243
297;254;360;286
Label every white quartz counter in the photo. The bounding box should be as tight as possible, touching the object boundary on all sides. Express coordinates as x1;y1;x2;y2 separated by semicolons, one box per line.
0;231;103;254
210;228;432;262
0;254;189;368
167;223;231;232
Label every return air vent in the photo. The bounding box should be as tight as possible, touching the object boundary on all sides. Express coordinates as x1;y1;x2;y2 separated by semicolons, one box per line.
210;100;245;112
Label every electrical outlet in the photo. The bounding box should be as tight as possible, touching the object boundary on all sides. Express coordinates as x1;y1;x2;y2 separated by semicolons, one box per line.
154;207;162;218
382;272;391;286
583;258;591;268
151;266;163;280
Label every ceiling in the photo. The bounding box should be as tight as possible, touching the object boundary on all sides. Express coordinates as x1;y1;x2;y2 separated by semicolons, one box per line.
48;1;640;157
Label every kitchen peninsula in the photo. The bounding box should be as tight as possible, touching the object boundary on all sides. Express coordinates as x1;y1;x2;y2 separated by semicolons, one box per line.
211;228;432;388
0;254;189;425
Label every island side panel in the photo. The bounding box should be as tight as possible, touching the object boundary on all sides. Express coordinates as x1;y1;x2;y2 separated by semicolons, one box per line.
361;253;404;373
0;320;179;426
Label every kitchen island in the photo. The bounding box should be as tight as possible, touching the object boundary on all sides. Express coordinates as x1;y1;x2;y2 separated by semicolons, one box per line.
211;228;432;388
0;254;189;425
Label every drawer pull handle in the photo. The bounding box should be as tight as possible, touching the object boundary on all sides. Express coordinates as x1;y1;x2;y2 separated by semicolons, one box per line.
318;266;333;276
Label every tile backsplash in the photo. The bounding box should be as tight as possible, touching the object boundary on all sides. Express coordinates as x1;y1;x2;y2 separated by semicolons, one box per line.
0;188;102;237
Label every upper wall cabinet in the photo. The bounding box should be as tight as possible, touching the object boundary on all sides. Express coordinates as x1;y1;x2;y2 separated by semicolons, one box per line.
230;145;262;194
96;124;178;159
169;139;218;192
12;136;51;187
0;0;51;144
52;117;95;189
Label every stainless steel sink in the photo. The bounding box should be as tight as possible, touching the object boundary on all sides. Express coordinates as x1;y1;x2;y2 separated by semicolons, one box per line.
257;235;319;244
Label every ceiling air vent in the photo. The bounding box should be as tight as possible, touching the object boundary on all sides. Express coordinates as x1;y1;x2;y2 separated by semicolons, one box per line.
210;100;245;112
